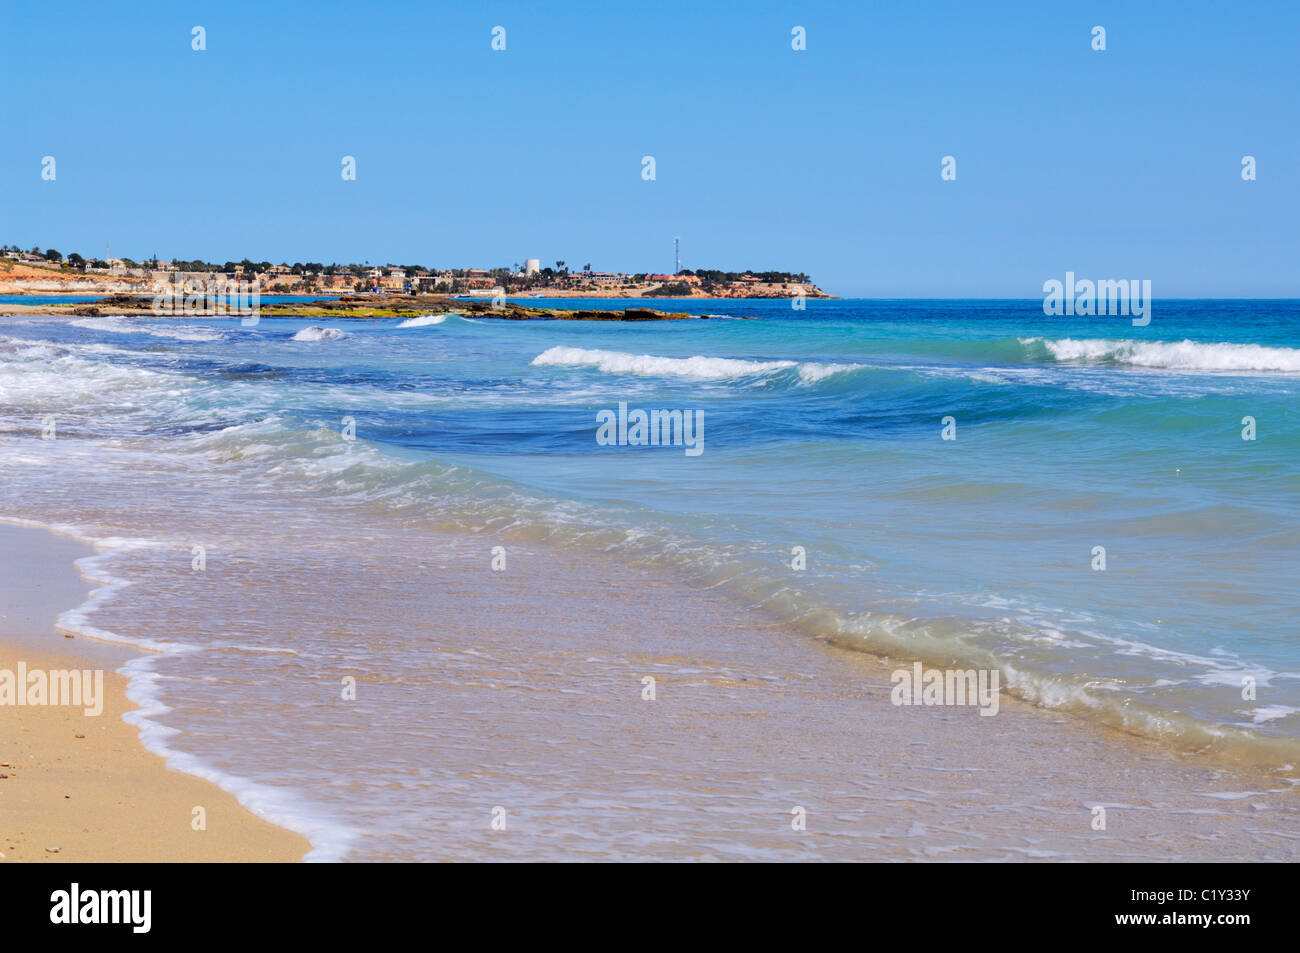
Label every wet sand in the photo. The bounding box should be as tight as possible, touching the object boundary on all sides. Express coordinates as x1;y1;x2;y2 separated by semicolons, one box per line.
295;527;1300;861
2;516;1298;861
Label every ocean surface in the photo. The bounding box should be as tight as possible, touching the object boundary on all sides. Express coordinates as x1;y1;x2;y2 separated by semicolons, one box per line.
1;298;1297;858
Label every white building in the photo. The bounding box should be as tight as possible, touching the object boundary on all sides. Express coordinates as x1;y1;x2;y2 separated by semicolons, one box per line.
524;258;540;276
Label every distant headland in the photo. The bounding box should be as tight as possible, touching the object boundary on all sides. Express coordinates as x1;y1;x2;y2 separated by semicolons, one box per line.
0;247;834;299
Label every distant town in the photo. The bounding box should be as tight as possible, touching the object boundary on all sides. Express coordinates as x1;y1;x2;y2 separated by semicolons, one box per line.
0;246;832;299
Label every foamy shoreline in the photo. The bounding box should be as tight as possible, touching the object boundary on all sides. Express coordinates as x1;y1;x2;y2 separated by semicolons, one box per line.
0;521;309;863
3;520;1296;861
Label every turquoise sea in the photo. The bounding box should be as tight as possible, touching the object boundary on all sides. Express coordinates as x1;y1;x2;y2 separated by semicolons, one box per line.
1;297;1297;856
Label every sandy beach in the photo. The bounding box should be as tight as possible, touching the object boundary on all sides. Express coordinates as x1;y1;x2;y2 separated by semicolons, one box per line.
0;523;308;862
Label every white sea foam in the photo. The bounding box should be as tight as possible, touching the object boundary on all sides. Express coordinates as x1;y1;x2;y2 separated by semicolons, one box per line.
532;346;795;379
1023;337;1300;372
396;314;449;328
0;342;183;409
1248;705;1298;726
69;317;224;342
531;346;867;384
795;362;865;383
291;326;346;342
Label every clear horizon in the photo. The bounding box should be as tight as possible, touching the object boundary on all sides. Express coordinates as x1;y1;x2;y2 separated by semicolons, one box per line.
3;0;1297;297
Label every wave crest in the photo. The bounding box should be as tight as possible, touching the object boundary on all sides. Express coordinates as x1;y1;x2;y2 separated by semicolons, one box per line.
532;346;794;379
291;326;346;342
531;346;866;384
1023;337;1300;372
397;314;449;328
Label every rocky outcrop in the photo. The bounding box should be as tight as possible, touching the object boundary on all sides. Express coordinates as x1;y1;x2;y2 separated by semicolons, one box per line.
13;293;754;322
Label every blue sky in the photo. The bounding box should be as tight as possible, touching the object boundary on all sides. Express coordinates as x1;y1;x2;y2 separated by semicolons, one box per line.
2;0;1296;296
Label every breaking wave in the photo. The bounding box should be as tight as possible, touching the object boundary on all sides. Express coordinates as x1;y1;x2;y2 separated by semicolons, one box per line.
291;326;346;342
1022;337;1300;373
531;346;865;385
396;314;450;328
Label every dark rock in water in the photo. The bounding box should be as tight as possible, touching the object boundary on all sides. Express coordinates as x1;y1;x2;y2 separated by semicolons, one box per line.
94;294;151;308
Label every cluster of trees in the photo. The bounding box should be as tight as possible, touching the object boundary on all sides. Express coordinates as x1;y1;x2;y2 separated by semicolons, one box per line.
681;269;811;284
1;245;138;271
0;246;110;270
1;244;65;264
0;246;426;278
